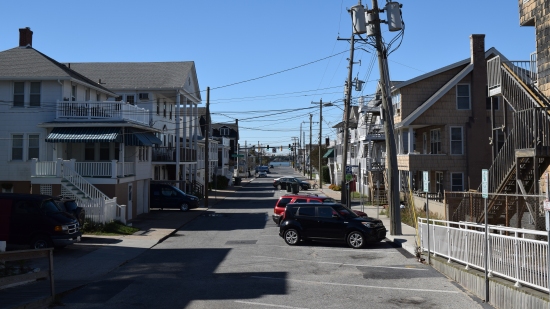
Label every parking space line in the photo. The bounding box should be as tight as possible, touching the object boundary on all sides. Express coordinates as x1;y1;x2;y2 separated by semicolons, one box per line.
252;255;426;271
250;276;459;294
255;244;401;253
235;300;309;309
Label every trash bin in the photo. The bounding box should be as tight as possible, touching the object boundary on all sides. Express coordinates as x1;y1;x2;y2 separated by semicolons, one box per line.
286;184;292;192
234;177;242;186
291;183;300;194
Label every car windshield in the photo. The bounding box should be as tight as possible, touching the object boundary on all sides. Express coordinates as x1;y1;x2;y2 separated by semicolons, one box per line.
333;205;358;219
63;200;78;211
172;186;188;196
42;200;63;214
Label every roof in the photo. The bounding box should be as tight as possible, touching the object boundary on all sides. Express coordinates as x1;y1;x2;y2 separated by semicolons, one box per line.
68;61;201;102
0;47;116;95
394;47;508;128
212;122;238;131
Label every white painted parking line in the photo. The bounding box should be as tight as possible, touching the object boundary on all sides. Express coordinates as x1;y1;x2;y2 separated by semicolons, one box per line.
250;276;459;294
235;300;309;309
255;244;401;253
252;255;426;271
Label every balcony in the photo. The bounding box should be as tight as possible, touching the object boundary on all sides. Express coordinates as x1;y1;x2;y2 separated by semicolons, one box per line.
32;159;136;179
56;101;149;126
152;147;197;163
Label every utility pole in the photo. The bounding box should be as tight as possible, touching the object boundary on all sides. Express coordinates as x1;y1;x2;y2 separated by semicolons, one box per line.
309;114;313;180
319;99;323;188
340;5;357;206
204;87;210;208
371;0;402;235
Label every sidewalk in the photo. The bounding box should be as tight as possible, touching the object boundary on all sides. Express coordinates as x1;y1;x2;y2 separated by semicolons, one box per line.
0;177;254;309
317;184;420;257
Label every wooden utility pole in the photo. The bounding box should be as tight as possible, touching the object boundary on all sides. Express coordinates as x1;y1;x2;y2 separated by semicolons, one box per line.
309;114;313;180
204;87;210;208
371;0;401;234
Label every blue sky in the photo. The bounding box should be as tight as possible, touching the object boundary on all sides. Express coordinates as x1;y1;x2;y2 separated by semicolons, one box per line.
0;1;535;154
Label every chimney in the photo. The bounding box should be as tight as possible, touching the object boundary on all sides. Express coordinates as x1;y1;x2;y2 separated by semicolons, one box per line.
19;27;33;47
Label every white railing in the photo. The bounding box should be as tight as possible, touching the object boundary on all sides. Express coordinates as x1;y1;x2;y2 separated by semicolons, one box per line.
56;101;149;125
33;159;135;178
419;218;548;292
61;161;124;224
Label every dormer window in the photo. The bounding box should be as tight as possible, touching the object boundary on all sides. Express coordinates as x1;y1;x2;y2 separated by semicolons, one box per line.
220;128;229;136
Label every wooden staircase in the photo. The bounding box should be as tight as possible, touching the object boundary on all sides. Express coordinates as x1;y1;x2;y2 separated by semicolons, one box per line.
452;56;550;228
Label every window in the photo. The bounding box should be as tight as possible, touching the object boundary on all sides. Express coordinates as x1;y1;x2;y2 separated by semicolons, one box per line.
423;132;427;154
71;85;77;101
220;128;229;136
392;91;401;115
317;207;333;218
350;145;355;158
402;131;409;154
13;82;24;107
11;134;23;160
96;93;101;101
450;127;463;155
451;173;464;191
126;95;135;105
85;143;95;160
430;129;441;154
156;99;160;115
435;171;443;194
169;104;173;120
297;206;315;217
28;134;39;160
29;82;41;107
456;84;470;110
163;102;167;117
496;130;505;152
99;143;109;160
85;89;90;101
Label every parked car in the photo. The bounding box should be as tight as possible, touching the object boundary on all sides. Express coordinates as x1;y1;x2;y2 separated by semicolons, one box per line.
150;183;200;211
258;165;270;174
279;203;386;248
55;197;85;226
272;194;366;225
273;177;311;190
258;171;268;178
0;193;81;249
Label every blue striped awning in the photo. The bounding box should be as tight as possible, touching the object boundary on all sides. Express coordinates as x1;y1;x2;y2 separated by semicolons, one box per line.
323;148;334;158
45;127;122;143
125;129;162;146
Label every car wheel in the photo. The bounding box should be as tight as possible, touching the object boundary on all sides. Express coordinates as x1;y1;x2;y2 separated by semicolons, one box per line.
277;184;282;190
347;231;365;249
31;235;52;249
283;229;300;246
180;203;190;212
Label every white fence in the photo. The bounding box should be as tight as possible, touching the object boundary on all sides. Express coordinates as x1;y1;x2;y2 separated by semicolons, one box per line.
33;159;135;178
419;218;548;292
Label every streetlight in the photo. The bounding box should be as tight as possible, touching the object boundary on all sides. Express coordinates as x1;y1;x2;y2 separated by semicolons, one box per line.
312;100;336;188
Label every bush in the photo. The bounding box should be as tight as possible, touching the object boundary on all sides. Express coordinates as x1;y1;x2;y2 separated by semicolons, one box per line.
209;175;230;190
330;184;341;191
82;219;140;235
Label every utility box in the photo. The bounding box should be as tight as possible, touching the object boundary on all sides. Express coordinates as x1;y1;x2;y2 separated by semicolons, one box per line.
386;2;403;32
351;4;366;34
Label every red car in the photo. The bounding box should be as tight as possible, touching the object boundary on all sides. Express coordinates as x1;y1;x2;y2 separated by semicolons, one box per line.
272;194;368;225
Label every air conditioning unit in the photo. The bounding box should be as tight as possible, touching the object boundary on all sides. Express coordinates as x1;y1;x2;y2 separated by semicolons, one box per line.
139;93;150;100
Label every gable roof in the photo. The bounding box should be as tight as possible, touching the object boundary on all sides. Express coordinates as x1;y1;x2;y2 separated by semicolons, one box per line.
0;46;116;95
68;61;202;102
212;122;238;131
395;47;507;128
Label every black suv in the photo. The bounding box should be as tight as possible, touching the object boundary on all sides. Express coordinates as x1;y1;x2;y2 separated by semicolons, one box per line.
273;177;311;191
279;203;386;248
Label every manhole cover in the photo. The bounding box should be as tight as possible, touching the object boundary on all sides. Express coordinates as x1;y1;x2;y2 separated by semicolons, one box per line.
225;240;257;245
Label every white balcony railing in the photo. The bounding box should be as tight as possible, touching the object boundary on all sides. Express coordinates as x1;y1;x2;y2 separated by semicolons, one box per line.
32;159;135;179
56;101;149;125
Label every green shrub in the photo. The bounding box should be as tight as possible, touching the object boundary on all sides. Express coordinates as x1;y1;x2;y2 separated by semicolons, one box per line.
209;175;230;190
82;219;139;235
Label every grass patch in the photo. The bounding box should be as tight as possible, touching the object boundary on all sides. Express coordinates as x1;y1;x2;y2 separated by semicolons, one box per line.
378;206;444;227
82;220;140;236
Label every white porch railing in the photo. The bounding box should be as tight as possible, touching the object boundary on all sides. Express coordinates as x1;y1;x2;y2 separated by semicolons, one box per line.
56;101;149;125
33;159;134;178
61;160;124;224
419;218;548;292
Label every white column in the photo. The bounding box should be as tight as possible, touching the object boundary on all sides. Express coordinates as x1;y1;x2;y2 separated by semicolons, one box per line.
408;127;414;154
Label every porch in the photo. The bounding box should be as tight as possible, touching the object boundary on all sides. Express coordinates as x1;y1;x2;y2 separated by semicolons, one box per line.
31;158;137;179
55;100;149;125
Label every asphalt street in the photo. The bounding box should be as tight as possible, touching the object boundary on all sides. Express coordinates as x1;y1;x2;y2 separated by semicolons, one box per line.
54;166;491;309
